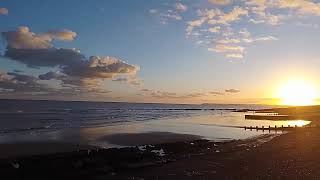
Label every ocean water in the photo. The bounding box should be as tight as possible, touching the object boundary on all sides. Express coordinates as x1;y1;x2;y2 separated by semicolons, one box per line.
0;99;310;147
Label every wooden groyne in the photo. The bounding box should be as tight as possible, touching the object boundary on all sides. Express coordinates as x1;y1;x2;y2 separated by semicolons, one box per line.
244;124;318;132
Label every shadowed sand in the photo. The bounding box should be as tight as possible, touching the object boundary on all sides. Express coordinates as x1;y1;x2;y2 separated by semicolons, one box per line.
101;132;202;146
0;132;202;159
0;142;95;159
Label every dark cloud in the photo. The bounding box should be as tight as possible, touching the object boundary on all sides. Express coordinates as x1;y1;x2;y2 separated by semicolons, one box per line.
4;48;85;68
225;89;240;93
151;91;177;98
0;71;112;98
140;88;152;92
1;26;141;96
185;92;206;98
62;56;139;79
38;71;66;80
13;69;24;73
0;71;53;94
209;91;224;95
2;26;76;50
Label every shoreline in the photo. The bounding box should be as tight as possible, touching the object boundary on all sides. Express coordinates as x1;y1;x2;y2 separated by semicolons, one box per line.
0;131;282;179
0;131;275;159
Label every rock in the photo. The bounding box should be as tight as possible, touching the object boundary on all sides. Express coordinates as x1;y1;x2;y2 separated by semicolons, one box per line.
10;162;20;169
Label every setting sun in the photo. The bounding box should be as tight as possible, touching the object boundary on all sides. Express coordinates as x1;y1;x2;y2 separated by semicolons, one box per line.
276;80;317;106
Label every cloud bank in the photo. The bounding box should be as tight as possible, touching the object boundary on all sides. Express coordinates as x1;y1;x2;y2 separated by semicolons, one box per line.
1;26;140;97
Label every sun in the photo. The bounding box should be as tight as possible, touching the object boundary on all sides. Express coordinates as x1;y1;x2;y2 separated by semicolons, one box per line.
276;80;317;106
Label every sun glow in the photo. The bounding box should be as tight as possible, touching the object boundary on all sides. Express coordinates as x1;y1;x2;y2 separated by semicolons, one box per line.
276;80;317;106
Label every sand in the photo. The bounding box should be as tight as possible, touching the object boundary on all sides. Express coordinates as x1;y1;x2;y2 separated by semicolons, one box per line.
1;129;320;179
0;141;95;159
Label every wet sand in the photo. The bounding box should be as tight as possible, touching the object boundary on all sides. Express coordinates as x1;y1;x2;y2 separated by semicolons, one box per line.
1;129;320;179
101;132;202;146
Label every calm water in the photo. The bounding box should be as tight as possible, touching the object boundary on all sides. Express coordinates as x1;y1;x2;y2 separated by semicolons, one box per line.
0;99;310;147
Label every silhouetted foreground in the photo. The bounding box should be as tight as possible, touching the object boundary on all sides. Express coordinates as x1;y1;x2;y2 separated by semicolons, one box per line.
2;128;320;179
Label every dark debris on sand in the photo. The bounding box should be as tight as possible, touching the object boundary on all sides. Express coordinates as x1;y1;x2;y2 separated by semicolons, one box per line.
0;139;230;180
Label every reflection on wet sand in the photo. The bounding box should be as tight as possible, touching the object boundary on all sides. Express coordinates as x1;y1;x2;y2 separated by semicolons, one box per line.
0;111;311;151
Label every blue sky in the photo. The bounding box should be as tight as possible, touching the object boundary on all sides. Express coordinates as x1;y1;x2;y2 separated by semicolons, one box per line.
1;0;320;104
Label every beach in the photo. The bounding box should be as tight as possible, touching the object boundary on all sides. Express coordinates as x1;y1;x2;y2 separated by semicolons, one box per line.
1;128;319;179
0;101;318;179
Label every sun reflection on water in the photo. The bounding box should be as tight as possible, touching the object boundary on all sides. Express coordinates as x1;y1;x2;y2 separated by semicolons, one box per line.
283;120;311;127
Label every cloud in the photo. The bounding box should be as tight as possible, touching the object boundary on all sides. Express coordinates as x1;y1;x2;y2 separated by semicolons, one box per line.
150;3;188;25
208;26;221;33
226;53;244;58
37;30;77;41
0;7;8;15
155;1;320;60
140;88;151;92
255;35;278;41
209;44;245;53
0;71;53;94
5;48;85;68
36;56;140;89
210;91;224;95
186;9;222;35
274;0;320;16
2;27;83;67
0;71;111;97
112;76;142;86
2;26;52;49
149;9;158;14
208;0;231;5
175;3;188;12
2;26;77;49
38;71;66;80
217;38;241;44
150;90;177;98
225;89;240;93
160;12;182;21
208;6;248;25
187;18;207;35
1;26;140;96
62;56;139;79
208;44;245;58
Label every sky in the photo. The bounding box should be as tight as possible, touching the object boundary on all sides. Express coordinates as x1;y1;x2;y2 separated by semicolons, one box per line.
0;0;320;104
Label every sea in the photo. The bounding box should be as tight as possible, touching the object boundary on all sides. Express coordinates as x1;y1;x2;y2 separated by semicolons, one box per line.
0;99;310;148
